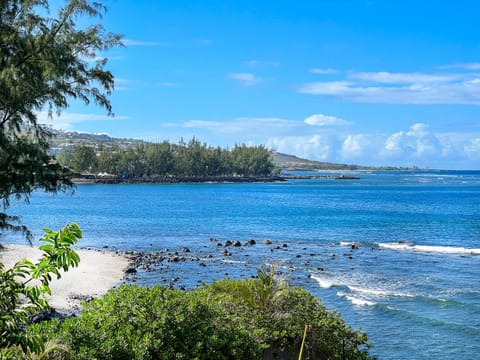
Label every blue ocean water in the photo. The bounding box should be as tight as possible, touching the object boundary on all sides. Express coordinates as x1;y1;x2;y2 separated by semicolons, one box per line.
3;170;480;359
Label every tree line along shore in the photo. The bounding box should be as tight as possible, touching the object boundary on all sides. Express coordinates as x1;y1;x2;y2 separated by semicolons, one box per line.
56;137;279;181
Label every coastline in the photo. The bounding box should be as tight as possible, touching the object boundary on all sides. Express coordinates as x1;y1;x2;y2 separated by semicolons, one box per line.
0;244;130;313
73;175;286;184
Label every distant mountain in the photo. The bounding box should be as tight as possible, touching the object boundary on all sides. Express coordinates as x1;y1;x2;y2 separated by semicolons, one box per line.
271;152;403;171
47;129;403;171
48;129;145;152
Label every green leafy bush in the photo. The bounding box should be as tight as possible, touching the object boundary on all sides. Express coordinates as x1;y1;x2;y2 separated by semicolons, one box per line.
0;223;82;358
28;267;372;360
30;285;259;360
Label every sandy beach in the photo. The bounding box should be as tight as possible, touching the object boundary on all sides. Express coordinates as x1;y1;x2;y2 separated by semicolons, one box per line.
0;244;130;313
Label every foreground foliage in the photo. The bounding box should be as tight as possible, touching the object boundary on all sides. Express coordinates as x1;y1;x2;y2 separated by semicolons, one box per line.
28;267;372;360
0;0;120;239
0;223;82;358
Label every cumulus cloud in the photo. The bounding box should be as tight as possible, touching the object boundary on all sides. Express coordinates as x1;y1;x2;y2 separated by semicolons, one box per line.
228;73;262;86
159;116;479;169
383;123;442;160
267;122;478;169
340;134;380;160
464;138;480;159
298;69;480;105
267;135;336;161
304;114;350;127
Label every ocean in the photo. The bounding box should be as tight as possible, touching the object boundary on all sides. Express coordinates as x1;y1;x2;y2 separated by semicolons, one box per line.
3;170;480;359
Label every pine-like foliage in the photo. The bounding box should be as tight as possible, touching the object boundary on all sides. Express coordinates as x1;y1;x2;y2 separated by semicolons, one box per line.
0;0;121;240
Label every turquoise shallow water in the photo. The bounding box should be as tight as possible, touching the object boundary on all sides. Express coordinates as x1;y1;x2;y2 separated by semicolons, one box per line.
3;170;480;359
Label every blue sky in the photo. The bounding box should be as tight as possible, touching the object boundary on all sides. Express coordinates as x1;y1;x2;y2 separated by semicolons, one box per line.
41;0;480;169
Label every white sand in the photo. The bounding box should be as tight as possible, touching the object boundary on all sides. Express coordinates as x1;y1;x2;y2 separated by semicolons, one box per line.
0;244;130;313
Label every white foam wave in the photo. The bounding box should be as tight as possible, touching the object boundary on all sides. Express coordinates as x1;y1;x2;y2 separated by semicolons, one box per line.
312;274;413;306
340;241;357;247
348;285;413;298
379;243;480;255
221;259;247;264
311;274;338;289
337;292;376;306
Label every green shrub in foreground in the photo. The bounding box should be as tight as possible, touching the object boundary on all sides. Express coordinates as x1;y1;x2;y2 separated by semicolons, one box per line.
28;269;372;359
30;285;259;359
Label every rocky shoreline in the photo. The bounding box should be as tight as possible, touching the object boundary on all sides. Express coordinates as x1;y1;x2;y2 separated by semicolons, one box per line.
74;175;286;184
74;174;360;184
115;235;362;292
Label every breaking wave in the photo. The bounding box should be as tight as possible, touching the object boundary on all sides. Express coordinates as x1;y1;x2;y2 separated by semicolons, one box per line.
378;243;480;255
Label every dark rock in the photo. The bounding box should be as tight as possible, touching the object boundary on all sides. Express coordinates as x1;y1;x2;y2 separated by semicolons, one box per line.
182;247;190;253
233;241;242;247
168;256;183;262
262;239;272;245
282;243;288;248
216;243;223;247
125;267;137;274
245;239;256;246
222;249;232;256
224;240;233;247
209;237;217;242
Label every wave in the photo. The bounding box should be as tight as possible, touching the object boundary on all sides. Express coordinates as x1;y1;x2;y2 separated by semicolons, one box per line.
221;259;247;264
348;285;413;299
378;242;480;255
311;274;412;301
337;292;376;306
310;274;341;289
339;241;357;247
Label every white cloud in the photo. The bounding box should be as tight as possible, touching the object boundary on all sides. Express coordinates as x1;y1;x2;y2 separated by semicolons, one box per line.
266;122;479;169
340;134;379;160
309;68;339;74
349;71;461;84
37;111;130;130
267;135;335;161
228;73;262;86
464;138;480;159
304;114;350;127
183;117;299;136
383;123;443;162
157;116;480;169
298;69;480;105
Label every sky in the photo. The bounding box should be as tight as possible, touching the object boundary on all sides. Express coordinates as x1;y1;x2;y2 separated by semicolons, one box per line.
40;0;480;169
